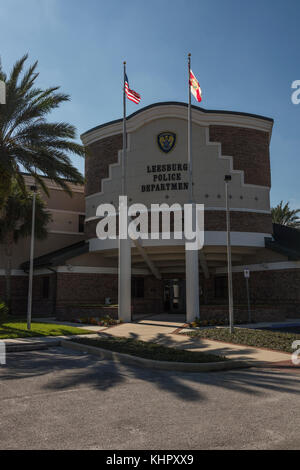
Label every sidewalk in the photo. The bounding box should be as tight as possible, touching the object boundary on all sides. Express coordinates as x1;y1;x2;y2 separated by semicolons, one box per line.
2;314;295;365
100;314;292;365
2;333;100;352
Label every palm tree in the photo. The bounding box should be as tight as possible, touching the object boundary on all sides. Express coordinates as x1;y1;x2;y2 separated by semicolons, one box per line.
271;201;300;228
0;54;85;206
0;181;51;312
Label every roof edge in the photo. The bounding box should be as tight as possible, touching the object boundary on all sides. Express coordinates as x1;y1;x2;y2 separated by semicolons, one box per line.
20;240;89;270
81;101;274;138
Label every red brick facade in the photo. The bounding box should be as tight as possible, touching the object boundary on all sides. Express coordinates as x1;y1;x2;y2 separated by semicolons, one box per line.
2;268;300;322
204;210;272;233
53;269;300;322
85;134;122;197
209;125;271;187
199;269;300;322
55;273;163;321
85;126;271;200
84;124;272;238
0;274;55;316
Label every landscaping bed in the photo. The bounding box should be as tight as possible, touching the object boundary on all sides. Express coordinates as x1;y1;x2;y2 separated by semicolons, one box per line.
72;314;119;326
56;304;118;322
186;327;300;353
189;317;250;328
0;319;93;340
72;335;226;363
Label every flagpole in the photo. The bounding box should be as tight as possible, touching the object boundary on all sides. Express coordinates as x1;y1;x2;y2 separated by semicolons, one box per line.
122;61;127;195
118;61;131;323
185;52;200;323
188;53;193;204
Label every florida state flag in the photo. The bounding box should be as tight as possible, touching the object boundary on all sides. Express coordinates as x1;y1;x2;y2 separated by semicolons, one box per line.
189;70;202;102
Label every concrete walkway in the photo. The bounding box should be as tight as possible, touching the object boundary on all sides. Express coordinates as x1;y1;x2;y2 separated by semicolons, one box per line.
101;313;293;365
2;313;296;365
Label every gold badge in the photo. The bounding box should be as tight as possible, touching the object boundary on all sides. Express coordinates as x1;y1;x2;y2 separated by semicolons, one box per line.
157;132;176;153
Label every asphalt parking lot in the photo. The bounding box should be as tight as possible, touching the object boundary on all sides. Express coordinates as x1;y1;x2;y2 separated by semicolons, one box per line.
0;347;299;450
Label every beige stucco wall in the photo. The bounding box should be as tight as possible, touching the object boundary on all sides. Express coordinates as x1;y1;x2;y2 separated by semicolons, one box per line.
0;232;85;269
0;175;85;270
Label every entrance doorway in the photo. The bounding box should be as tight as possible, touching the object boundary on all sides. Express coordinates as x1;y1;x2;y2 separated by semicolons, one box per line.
163;279;186;314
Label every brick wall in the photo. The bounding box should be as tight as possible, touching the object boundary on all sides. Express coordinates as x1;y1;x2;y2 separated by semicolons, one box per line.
55;273;164;320
56;272;118;303
85;134;122;197
0;274;55;316
209;125;271;187
0;276;28;315
204;210;272;233
201;269;300;321
84;126;272;237
232;269;300;306
2;267;300;321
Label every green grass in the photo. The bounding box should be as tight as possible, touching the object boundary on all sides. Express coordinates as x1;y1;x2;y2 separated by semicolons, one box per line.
187;327;300;353
0;319;93;340
72;335;226;363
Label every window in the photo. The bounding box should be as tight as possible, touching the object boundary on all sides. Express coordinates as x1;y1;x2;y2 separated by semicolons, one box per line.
214;276;227;299
131;277;144;298
42;276;50;299
78;214;85;233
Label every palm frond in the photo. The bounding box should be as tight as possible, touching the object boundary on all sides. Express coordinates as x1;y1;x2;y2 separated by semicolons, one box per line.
0;54;84;197
271;200;300;228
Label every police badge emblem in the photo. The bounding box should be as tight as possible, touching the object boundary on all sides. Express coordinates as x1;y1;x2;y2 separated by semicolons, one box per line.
157;132;176;153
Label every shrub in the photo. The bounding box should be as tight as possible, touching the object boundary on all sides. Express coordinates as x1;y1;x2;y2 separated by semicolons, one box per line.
99;315;118;326
0;299;9;322
189;316;254;328
72;315;119;326
190;317;228;328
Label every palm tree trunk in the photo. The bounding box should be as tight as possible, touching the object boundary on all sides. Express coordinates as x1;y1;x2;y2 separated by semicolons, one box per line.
4;233;13;314
0;167;12;212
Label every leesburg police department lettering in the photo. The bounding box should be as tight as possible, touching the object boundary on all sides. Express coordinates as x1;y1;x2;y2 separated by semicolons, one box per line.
141;163;189;192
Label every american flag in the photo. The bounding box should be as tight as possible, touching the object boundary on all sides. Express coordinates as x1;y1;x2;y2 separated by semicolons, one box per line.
125;74;141;104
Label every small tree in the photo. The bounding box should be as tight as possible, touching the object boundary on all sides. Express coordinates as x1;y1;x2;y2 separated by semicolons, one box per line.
0;181;51;312
271;201;300;228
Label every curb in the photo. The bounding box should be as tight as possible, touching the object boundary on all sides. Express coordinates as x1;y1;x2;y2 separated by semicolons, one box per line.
5;339;61;353
59;339;252;372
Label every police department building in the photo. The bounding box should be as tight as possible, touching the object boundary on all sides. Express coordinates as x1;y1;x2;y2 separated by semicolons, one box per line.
1;102;300;322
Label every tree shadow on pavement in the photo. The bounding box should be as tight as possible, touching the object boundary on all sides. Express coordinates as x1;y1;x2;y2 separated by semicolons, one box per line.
1;345;300;403
127;330;259;359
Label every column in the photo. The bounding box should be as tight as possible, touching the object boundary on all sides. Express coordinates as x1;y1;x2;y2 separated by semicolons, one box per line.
185;249;200;323
118;235;131;322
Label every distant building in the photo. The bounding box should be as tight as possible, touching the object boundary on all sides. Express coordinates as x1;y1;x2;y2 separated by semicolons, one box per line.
1;102;300;321
0;174;85;315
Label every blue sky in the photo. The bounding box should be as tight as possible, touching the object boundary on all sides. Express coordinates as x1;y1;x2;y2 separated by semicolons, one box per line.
1;0;299;208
